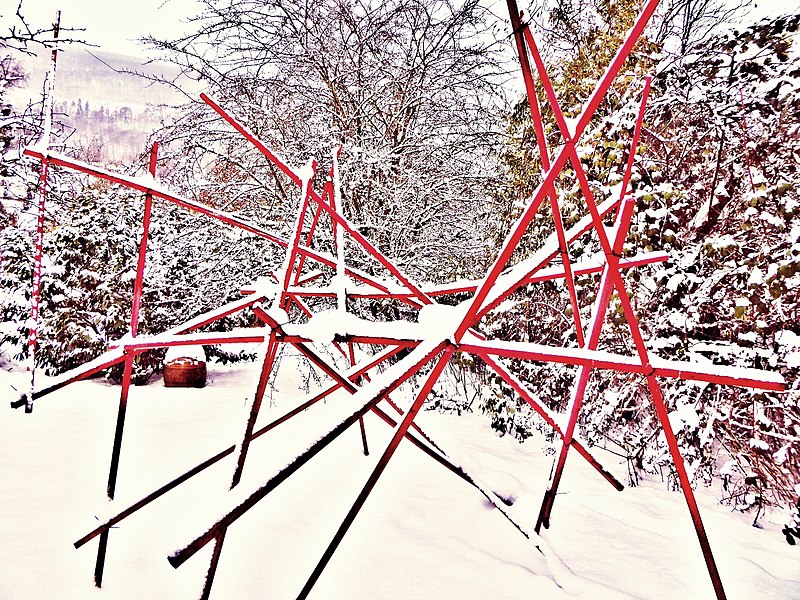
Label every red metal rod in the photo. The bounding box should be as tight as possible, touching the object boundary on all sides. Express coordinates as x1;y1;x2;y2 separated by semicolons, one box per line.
350;343;370;456
296;346;455;599
200;93;434;307
292;155;338;286
74;345;408;550
233;334;280;488
478;351;623;491
565;178;728;598
519;70;651;523
94;350;134;587
421;251;668;297
168;340;449;568
22;148;404;301
522;27;652;215
123;332;270;350
462;338;782;391
291;184;327;287
201;530;226;600
95;141;160;587
130;142;158;337
25;12;61;414
643;375;728;599
276;161;317;309
509;3;585;347
453;151;569;341
512;5;572;140
279;251;671;301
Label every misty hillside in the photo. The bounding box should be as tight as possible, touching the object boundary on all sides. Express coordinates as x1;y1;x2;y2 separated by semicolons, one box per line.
10;48;192;163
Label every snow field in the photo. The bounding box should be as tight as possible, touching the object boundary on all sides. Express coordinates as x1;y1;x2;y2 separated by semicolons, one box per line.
0;358;797;599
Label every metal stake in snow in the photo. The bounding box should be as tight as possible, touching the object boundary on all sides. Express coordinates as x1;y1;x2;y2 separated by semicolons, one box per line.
94;141;160;588
25;10;60;414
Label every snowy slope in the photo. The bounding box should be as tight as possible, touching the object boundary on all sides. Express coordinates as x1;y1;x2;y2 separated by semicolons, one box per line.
0;359;797;599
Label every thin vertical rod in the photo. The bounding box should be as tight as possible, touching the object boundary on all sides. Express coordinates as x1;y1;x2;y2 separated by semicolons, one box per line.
232;335;281;488
292;160;336;286
200;334;280;599
509;5;584;346
331;145;346;312
275;160;317;310
130;142;158;336
95;350;134;586
349;343;369;456
94;140;159;587
201;530;226;600
25;11;60;413
297;346;454;599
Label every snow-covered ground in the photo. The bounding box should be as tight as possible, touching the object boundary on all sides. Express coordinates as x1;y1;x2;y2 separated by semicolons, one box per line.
1;357;797;599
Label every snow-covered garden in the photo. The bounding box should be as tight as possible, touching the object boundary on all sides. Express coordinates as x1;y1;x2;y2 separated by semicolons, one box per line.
0;359;797;599
2;0;799;598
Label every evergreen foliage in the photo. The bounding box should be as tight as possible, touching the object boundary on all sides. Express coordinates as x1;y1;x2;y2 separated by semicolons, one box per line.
476;6;799;523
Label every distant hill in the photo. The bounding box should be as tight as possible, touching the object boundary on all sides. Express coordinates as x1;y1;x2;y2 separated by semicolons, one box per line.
9;48;195;163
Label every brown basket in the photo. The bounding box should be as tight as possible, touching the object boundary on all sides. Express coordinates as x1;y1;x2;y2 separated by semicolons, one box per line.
164;357;207;388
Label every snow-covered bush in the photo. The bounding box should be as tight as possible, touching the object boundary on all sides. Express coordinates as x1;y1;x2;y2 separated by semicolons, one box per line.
474;8;799;523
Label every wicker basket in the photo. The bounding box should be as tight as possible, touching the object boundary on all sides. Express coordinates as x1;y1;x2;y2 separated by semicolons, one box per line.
164;357;207;388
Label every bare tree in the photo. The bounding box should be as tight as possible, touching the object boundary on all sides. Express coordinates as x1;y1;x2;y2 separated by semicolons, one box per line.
1;0;84;54
143;0;512;282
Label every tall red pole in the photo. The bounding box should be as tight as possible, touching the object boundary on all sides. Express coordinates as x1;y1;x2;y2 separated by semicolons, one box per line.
507;2;585;347
94;141;159;587
130;142;158;336
297;346;455;598
25;11;60;413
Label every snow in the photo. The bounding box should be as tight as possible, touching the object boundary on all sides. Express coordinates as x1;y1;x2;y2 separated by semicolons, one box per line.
164;344;206;363
417;302;469;338
1;360;798;600
298;309;423;345
463;336;785;390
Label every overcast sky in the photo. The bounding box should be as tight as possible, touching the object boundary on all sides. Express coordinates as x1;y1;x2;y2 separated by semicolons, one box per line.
16;0;793;57
17;0;200;56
